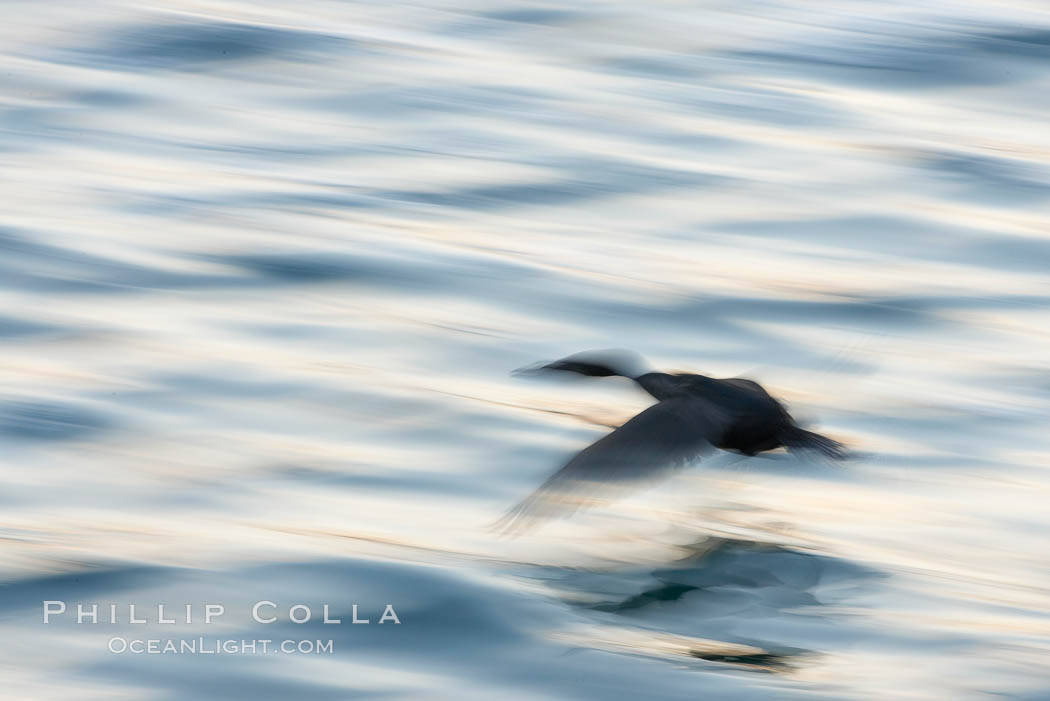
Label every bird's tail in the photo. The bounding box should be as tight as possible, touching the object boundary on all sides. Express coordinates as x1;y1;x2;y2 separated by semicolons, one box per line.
779;425;849;461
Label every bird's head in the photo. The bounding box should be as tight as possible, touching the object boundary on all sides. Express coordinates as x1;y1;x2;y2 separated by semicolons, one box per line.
514;349;652;380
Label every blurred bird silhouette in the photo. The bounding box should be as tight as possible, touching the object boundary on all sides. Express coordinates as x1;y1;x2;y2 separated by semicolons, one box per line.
499;349;847;534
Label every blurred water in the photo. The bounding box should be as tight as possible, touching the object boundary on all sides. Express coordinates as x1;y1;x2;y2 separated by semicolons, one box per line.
2;1;1050;699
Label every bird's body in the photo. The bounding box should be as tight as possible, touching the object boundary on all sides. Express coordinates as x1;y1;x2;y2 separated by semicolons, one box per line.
500;350;845;533
639;373;784;455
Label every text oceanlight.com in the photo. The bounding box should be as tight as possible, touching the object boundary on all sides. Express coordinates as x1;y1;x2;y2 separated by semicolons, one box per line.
108;638;336;655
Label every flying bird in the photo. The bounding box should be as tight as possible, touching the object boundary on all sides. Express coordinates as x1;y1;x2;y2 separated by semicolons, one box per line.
499;349;846;533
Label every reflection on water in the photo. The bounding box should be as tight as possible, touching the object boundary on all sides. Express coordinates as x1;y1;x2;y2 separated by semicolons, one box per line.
2;1;1050;699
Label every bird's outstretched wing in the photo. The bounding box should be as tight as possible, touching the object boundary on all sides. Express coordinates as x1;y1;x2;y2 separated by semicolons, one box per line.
496;397;729;535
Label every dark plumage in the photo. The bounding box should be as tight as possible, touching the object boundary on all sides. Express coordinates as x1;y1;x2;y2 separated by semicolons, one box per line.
499;349;846;533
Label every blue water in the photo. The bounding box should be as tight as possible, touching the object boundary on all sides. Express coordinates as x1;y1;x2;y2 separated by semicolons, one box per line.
3;1;1050;698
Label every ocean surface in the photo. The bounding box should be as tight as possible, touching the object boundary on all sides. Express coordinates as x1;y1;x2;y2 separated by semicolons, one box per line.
2;1;1050;699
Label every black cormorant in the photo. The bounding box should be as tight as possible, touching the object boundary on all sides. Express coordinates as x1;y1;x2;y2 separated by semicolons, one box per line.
500;349;846;533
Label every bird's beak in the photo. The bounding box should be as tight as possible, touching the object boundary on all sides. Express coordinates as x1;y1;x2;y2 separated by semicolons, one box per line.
511;360;553;377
